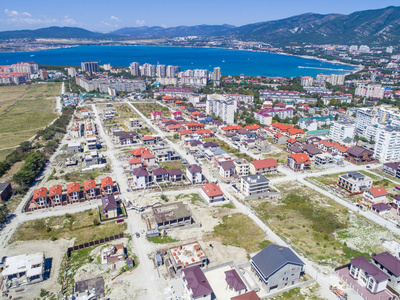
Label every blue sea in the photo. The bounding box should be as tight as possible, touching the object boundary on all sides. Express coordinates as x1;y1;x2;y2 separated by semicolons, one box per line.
0;46;357;77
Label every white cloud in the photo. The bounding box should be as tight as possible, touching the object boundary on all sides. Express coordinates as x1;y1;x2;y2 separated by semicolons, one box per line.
110;15;120;22
64;15;77;25
160;24;167;28
5;9;18;17
101;16;121;27
136;19;145;26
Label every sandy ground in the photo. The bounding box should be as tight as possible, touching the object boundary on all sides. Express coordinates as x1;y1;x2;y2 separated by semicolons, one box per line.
3;239;72;299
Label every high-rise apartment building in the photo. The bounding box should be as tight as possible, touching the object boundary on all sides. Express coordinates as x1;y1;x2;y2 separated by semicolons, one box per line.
355;108;379;137
329;120;355;143
355;83;385;99
374;125;400;162
129;62;140;76
156;64;166;78
206;98;236;124
81;62;99;73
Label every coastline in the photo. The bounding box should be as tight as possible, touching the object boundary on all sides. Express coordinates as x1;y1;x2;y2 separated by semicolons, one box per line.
0;43;361;76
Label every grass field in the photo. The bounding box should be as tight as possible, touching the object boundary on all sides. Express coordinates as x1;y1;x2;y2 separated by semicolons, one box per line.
12;209;126;245
147;235;179;244
250;182;390;266
132;102;170;118
212;213;271;254
0;83;60;149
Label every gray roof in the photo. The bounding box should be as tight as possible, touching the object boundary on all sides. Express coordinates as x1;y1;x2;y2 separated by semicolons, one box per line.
168;169;183;176
347;146;372;157
384;162;400;170
0;182;11;193
152;168;168;176
351;256;389;282
372;252;400;277
220;160;235;170
132;166;149;177
242;175;269;185
371;203;391;212
251;244;304;279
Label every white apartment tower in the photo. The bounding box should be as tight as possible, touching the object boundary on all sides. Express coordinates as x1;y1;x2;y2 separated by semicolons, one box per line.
329;121;355;143
355;107;379;137
156;64;166;78
166;65;176;78
355;83;385;99
206;98;236;124
374;125;400;162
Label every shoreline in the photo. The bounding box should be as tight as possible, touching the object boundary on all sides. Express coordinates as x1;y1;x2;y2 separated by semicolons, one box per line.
0;43;361;76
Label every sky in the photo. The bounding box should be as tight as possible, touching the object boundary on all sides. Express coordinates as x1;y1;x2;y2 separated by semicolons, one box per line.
0;0;399;32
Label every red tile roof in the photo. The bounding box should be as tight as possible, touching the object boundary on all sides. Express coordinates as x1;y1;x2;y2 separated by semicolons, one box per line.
186;122;205;128
244;124;261;131
162;96;175;100
152;111;162;115
274;132;284;138
201;183;223;197
142;135;154;141
49;185;62;197
179;130;193;135
167;124;183;130
367;187;388;198
67;182;79;194
221;125;242;131
84;180;96;191
287;138;297;144
231;291;261;300
288;153;310;163
251;158;278;169
101;176;113;188
131;147;150;156
142;151;155;159
287;128;304;135
32;187;47;200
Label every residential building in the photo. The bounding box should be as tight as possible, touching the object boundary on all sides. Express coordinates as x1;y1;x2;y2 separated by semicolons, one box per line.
32;187;47;207
186;164;204;183
355;108;379;137
218;161;236;178
182;266;213;300
101;176;114;195
231;291;260;300
355;83;385;99
152;202;193;229
273;133;288;145
329;120;355;144
287;153;311;171
81;62;99;73
254;108;294;125
132;167;149;189
372;252;400;291
152;168;169;182
0;182;12;201
337;171;373;194
206;98;236;124
101;243;125;267
362;187;388;206
2;252;45;288
349;256;389;294
373;125;400;162
346;146;374;164
101;194;118;219
251;244;305;293
67;182;80;203
200;183;224;204
250;159;278;175
225;269;247;296
49;185;62;205
255;137;270;153
382;162;400;177
84;180;97;200
168;169;184;182
233;159;250;177
240;175;269;198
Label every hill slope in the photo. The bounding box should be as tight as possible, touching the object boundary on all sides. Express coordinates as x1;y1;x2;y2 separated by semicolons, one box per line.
230;6;400;45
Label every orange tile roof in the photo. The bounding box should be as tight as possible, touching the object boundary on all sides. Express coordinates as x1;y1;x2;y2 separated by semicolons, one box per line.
131;147;150;156
287;128;304;135
274;132;284;138
49;185;62;197
288;153;310;163
101;176;113;188
221;125;242;131
129;158;142;165
168;124;183;130
179;130;193;135
67;182;80;194
84;180;96;191
244;124;261;131
178;106;186;110
271;122;293;132
251;158;278;169
142;152;155;159
142;135;154;141
186;122;205;128
195;129;212;134
162;96;175;100
287;138;297;144
175;100;183;104
367;187;388;198
201;183;223;197
191;111;202;116
32;187;47;200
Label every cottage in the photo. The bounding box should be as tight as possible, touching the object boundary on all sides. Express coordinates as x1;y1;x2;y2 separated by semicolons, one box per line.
349;256;389;294
200;183;224;204
287;153;311;171
84;180;97;200
225;269;247;296
372;252;400;291
218;161;236;178
142;151;156;165
231;291;260;300
49;185;62;205
132;167;149;188
382;162;400;177
101;194;118;219
32;187;47;207
67;182;80;203
101;176;114;195
151;111;162;120
168;169;184;182
273;133;288;145
371;203;392;215
234;159;250;177
250;159;278;175
142;135;156;145
362;187;388;205
186;164;204;183
182;266;213;300
152;168;169;182
129;157;142;170
251;244;305;293
152;202;193;229
255;137;270;153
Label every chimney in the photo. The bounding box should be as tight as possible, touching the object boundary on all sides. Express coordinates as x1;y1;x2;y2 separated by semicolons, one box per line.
279;248;283;251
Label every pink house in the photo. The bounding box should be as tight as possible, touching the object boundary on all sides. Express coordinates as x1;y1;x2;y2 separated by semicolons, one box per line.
171;111;182;119
151;111;162;120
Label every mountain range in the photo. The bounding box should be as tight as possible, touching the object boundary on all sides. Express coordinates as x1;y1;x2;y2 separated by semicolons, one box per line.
1;6;400;46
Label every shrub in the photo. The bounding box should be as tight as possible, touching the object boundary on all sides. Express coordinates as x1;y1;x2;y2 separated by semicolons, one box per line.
93;218;100;226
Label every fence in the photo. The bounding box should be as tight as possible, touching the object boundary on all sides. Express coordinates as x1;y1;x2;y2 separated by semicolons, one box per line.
67;233;124;257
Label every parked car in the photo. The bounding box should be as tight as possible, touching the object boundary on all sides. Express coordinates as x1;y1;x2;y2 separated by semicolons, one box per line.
135;232;140;238
116;219;124;223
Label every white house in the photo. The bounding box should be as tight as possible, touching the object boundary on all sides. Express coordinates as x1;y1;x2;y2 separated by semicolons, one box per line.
200;183;224;204
186;164;203;183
